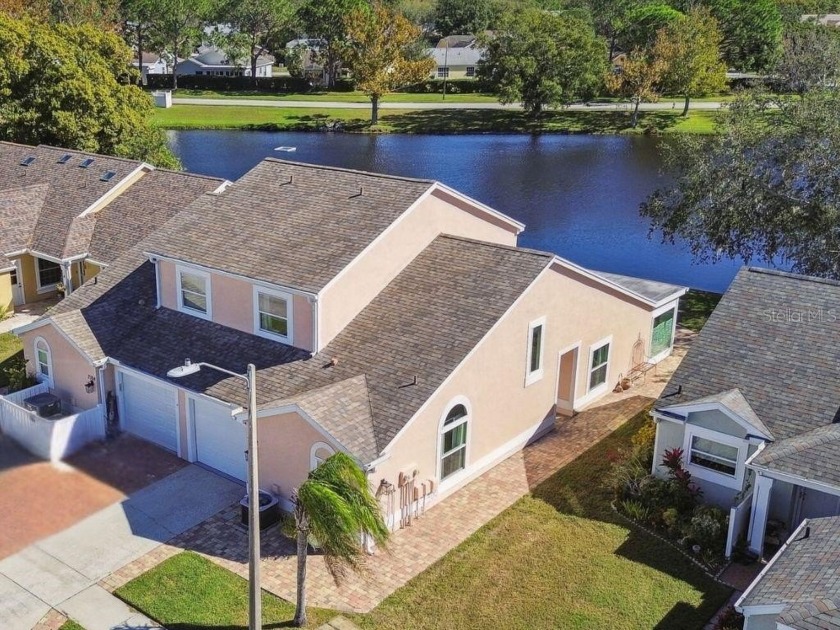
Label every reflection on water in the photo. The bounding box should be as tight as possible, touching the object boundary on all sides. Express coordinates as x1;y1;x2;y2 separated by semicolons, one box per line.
168;130;746;292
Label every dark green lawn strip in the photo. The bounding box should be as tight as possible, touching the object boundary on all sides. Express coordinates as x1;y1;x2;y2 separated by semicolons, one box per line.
115;551;334;629
355;412;731;630
0;332;23;388
679;289;724;333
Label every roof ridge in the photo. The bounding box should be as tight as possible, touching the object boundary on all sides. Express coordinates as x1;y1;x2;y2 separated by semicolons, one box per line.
747;267;840;288
261;158;436;185
779;597;840;623
757;424;840;464
438;233;555;259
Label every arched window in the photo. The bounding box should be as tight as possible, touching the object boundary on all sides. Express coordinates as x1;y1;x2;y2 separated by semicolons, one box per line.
440;401;469;481
34;337;52;385
310;442;335;470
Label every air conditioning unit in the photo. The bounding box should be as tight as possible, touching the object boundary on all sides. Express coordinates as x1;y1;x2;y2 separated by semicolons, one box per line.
23;393;62;418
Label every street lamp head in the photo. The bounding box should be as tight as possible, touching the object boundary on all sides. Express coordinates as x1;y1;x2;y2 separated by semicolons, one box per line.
167;359;201;378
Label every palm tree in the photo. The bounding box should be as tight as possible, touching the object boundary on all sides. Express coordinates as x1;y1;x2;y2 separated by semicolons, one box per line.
290;452;389;627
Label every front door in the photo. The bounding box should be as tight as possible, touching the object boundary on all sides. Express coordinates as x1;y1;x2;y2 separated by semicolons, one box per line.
556;346;579;416
10;260;24;306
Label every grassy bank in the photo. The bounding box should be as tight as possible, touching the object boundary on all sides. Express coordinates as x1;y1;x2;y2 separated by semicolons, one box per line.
174;89;499;103
153;105;718;134
678;289;724;332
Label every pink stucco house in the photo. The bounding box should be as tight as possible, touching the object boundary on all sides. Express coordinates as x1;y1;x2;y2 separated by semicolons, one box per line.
8;154;685;526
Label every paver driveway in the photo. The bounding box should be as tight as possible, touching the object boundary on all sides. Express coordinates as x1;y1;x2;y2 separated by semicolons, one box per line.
0;434;185;560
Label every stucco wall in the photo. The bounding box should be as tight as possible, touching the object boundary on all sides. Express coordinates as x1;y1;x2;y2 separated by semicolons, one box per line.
158;260;314;352
319;189;520;349
376;262;658;505
0;272;12;313
20;323;98;410
257;411;332;501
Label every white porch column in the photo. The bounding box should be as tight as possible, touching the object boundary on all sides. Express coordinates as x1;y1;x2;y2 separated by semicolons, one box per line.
748;473;774;556
61;261;73;295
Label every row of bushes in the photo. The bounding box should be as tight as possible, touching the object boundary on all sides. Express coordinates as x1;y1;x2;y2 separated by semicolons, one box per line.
609;419;728;568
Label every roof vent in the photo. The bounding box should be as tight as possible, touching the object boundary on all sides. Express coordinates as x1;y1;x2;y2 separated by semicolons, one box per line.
79;158;95;168
57;154;72;164
100;170;117;182
20;156;36;166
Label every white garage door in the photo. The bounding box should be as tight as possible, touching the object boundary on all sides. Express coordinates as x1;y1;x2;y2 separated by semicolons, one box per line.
192;396;247;481
120;371;178;451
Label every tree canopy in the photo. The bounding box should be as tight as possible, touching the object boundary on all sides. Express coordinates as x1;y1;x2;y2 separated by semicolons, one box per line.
433;0;496;36
620;3;683;52
0;14;178;168
642;89;840;278
342;1;434;124
296;0;368;87
148;0;211;89
654;8;727;115
702;0;782;71
776;21;840;94
605;49;666;128
479;9;607;115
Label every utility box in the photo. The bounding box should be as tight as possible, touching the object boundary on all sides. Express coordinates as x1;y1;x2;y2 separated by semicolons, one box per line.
152;90;172;108
23;393;62;418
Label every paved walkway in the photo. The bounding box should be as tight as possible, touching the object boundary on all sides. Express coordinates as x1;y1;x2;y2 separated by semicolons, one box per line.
0;465;243;630
0;299;59;334
109;331;694;614
173;97;728;111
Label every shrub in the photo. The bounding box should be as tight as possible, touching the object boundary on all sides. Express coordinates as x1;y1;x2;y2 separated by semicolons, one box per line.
2;355;36;393
631;417;657;451
619;499;650;523
660;447;702;513
714;605;744;630
608;448;650;499
686;504;727;551
662;507;681;535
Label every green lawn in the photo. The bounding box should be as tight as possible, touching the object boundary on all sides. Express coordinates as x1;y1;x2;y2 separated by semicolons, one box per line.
0;332;23;388
355;411;731;630
116;413;730;629
59;621;85;630
153;105;718;135
678;289;724;332
115;551;334;629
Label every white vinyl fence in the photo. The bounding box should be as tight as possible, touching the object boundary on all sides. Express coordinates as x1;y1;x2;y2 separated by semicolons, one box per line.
0;383;105;461
726;488;753;558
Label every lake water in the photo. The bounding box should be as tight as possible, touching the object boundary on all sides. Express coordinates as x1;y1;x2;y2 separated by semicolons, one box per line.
168;130;745;293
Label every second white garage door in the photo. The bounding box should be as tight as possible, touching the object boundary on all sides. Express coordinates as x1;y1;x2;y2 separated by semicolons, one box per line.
119;370;179;452
191;396;247;481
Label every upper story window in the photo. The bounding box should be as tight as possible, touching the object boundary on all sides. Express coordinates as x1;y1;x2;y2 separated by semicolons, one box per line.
37;258;62;291
588;339;610;391
253;286;293;343
176;266;211;320
682;425;746;490
310;442;335;470
525;317;546;386
34;337;52;385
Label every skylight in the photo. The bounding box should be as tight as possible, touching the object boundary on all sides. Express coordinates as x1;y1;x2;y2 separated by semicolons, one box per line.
57;154;72;164
79;158;95;168
20;156;36;166
100;170;117;182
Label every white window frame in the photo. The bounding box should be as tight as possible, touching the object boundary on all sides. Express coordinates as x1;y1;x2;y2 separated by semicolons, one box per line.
682;424;748;490
587;335;612;395
436;396;471;490
253;286;294;343
35;257;62;293
310;441;335;470
525;316;547;386
33;336;53;387
176;265;212;321
649;303;678;363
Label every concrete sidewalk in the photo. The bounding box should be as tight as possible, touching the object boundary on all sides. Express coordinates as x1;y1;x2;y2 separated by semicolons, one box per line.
0;465;242;630
173;97;728;111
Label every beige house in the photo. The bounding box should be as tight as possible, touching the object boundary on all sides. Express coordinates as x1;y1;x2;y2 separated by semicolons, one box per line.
0;142;226;316
9;156;685;528
427;39;485;80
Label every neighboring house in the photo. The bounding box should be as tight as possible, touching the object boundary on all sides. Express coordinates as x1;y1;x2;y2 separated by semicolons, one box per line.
427;37;485;79
0;142;226;315
176;45;275;78
10;156;685;528
651;268;840;558
132;52;168;78
736;515;840;630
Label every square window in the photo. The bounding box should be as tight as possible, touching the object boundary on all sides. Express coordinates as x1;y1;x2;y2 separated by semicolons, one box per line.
254;288;292;341
37;258;62;288
179;270;208;314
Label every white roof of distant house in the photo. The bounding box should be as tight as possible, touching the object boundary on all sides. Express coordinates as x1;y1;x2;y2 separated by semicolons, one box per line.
801;13;840;26
428;45;484;67
188;45;274;68
286;37;327;49
132;52;163;65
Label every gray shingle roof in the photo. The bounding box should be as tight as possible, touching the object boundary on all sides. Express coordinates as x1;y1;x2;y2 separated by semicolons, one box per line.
0;142;224;263
751;424;840;489
664;388;774;440
47;235;553;460
656;268;840;444
740;516;840;609
590;270;685;304
777;599;840;630
143;159;435;293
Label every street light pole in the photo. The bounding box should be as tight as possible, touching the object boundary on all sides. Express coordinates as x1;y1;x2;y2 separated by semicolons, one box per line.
167;359;261;630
